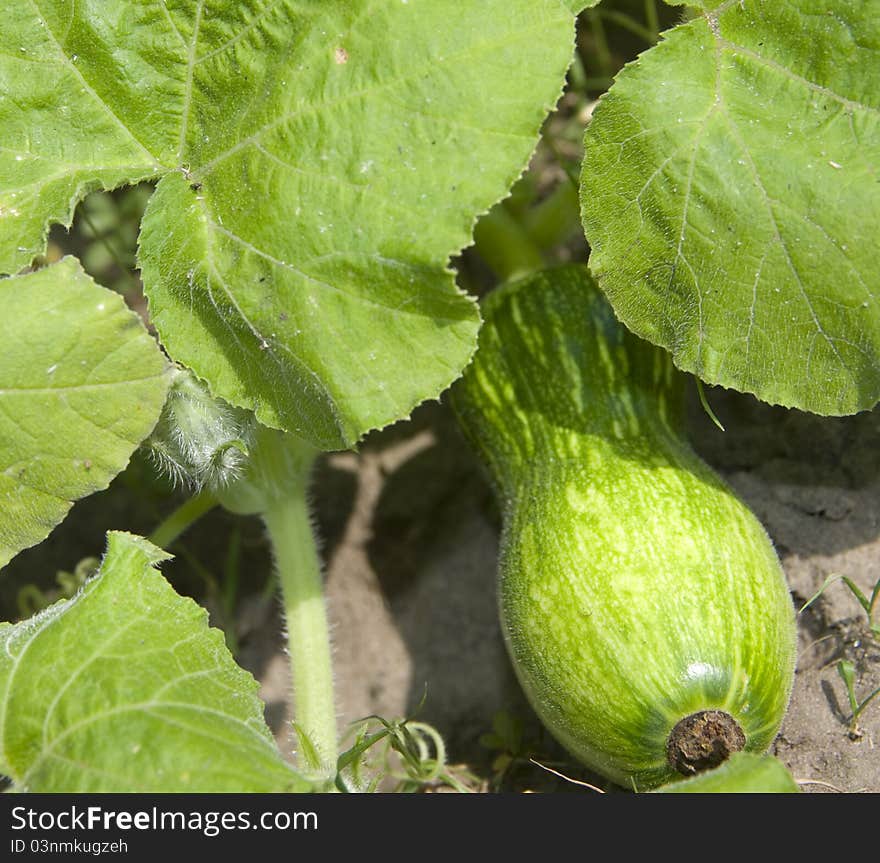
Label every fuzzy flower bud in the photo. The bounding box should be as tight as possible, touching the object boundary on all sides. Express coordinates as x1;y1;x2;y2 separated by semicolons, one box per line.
145;368;256;491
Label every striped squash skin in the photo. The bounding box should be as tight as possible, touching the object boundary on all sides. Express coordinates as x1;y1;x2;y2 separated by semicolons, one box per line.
452;266;796;789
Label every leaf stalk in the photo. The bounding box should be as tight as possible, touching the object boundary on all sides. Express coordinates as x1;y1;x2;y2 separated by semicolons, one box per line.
263;490;338;776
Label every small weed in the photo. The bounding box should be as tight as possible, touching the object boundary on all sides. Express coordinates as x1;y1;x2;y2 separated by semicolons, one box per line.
16;556;99;618
837;660;880;741
479;710;529;790
334;713;476;793
800;573;880;638
479;709;582;792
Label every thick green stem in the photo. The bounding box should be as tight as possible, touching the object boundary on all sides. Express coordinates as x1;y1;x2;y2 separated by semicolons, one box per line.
263;484;337;776
149;490;217;549
598;9;659;45
587;10;613;81
216;427;337;780
645;0;660;41
523;182;581;251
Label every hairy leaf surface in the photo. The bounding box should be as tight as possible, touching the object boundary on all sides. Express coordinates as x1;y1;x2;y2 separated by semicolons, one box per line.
581;0;880;415
0;532;310;791
0;259;169;569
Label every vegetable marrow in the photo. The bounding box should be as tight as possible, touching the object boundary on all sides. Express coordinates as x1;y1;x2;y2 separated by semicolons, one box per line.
451;266;797;789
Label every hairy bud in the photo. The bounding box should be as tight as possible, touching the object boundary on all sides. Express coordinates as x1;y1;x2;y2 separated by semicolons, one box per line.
146;368;256;491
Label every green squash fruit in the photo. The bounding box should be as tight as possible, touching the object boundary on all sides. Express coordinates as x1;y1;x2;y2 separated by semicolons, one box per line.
451;266;797;789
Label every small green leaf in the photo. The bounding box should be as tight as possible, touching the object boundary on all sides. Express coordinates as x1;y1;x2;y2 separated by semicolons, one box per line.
838;660;859;716
0;532;310;792
854;686;880;722
581;0;880;415
654;753;800;793
841;577;873;617
798;572;843;615
0;258;169;569
291;721;323;776
335;726;391;794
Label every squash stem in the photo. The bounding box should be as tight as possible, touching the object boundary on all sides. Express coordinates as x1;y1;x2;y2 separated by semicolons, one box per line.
596;8;658;45
644;1;660;41
522;181;581;251
263;490;337;777
149;490;217;549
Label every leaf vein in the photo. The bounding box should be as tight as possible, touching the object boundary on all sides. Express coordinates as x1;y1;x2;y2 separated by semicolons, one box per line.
26;0;159;167
716;38;878;117
718;106;854;383
193;0;287;67
195;21;560;176
177;0;205;162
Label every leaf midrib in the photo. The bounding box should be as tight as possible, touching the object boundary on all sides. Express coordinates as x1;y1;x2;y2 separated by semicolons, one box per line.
715;36;879;117
707;26;859;386
177;0;205;163
22;699;285;790
192;19;560;178
27;0;160;169
0;374;167;397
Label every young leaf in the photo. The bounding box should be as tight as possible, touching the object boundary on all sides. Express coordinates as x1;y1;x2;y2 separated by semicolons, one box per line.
1;1;582;449
837;660;859;717
581;0;880;416
0;258;169;569
0;532;311;792
654;753;800;793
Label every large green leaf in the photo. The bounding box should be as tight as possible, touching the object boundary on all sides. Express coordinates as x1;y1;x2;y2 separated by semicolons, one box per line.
0;532;311;792
0;258;169;569
581;0;880;415
1;1;581;449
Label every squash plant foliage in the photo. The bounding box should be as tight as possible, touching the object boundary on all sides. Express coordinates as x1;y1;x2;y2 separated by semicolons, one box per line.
0;0;876;792
581;0;880;415
0;0;591;792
